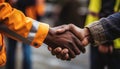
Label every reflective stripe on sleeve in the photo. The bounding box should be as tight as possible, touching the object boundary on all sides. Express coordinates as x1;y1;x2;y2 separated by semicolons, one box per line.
27;20;40;42
0;20;49;47
30;23;49;48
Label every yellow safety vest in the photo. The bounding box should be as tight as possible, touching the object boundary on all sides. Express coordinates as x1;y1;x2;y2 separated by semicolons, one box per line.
85;0;120;49
113;0;120;49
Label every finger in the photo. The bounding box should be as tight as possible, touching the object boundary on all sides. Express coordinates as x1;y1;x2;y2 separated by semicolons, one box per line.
61;53;69;60
48;46;52;51
67;57;72;61
64;54;69;60
48;46;58;55
55;49;69;60
56;29;66;34
73;36;86;53
56;54;61;59
68;41;80;55
68;24;83;40
51;50;56;55
58;49;69;60
60;49;69;59
55;52;67;59
82;37;89;46
56;25;70;34
65;42;76;60
66;46;76;58
53;47;62;54
61;48;69;55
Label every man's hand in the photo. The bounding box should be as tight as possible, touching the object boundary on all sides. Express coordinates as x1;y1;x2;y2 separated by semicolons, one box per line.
48;47;70;60
47;24;114;60
58;24;113;54
46;24;89;60
44;26;86;60
98;41;113;53
56;24;90;46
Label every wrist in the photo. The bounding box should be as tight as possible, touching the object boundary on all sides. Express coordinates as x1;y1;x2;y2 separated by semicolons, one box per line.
83;28;90;37
44;28;51;44
83;27;94;44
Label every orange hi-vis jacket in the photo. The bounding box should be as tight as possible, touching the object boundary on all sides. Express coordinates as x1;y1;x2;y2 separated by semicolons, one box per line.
0;2;49;66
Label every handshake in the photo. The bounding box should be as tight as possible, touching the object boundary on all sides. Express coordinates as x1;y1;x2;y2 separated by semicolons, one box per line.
44;24;91;60
44;24;113;60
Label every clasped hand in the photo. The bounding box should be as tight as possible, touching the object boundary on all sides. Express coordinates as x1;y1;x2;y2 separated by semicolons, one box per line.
44;24;89;60
44;24;113;60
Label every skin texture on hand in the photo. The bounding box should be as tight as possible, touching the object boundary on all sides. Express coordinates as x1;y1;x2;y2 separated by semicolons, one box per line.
48;47;69;60
56;24;90;46
46;24;88;60
48;24;114;60
44;27;85;60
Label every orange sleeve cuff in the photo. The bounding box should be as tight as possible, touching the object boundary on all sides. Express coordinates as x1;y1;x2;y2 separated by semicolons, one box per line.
31;23;49;48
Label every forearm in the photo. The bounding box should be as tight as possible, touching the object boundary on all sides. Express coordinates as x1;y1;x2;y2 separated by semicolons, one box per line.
87;12;120;45
0;3;49;47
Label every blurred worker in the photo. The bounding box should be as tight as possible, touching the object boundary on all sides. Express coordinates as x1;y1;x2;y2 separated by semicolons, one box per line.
85;0;120;69
54;0;85;28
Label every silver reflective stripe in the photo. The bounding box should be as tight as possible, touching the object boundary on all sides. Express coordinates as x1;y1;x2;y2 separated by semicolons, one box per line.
0;24;31;44
27;20;40;41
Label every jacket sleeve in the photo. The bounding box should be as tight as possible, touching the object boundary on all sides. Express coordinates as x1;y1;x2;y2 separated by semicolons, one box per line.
0;45;6;66
0;3;49;48
87;12;120;45
0;34;6;66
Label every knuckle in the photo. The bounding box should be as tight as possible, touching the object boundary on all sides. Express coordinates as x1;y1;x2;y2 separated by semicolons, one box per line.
69;23;74;26
69;24;75;28
76;51;81;55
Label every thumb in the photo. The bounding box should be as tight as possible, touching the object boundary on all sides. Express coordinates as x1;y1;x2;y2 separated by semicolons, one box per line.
56;29;67;34
55;25;70;34
82;37;89;46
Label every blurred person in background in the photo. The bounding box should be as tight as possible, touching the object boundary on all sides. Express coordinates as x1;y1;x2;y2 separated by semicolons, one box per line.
54;0;86;28
85;0;120;69
6;0;46;69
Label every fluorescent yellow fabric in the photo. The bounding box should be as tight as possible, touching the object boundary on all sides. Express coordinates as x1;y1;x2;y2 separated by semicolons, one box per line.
113;0;120;48
114;0;120;12
85;0;101;25
114;38;120;49
85;0;120;48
